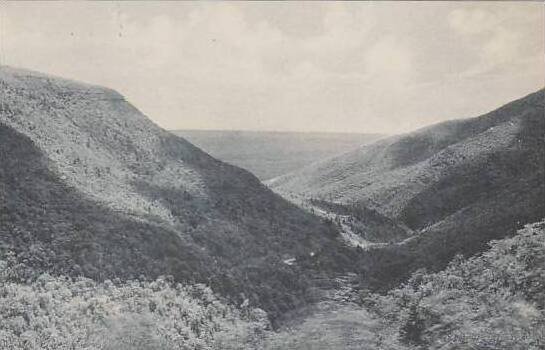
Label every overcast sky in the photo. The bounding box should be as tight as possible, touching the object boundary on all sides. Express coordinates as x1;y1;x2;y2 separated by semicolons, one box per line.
1;1;543;134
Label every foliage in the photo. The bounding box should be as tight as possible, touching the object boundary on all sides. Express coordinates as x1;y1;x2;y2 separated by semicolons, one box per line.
367;220;545;349
264;221;545;349
0;256;270;350
0;66;366;323
308;198;411;243
272;89;545;291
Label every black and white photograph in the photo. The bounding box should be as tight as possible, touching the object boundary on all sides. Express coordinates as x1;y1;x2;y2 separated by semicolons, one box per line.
0;1;544;349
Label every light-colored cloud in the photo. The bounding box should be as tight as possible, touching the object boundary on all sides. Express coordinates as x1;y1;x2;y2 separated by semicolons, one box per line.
447;4;543;76
364;35;413;85
448;8;501;35
1;1;543;134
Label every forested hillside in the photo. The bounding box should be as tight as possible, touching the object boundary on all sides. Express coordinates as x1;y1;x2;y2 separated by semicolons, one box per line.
0;254;270;349
269;89;544;218
369;220;545;349
270;89;545;287
0;66;362;322
1;66;542;348
266;221;545;349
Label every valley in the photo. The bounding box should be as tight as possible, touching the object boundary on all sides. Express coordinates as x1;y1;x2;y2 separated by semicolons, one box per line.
2;1;544;348
0;66;365;324
269;89;545;287
174;129;383;180
1;66;543;349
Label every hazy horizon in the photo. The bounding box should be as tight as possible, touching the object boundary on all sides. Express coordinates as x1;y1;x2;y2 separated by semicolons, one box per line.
1;1;543;134
170;127;386;135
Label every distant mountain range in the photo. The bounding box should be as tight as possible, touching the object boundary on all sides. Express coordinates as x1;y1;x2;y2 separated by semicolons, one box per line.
0;66;362;321
269;89;545;286
173;129;382;180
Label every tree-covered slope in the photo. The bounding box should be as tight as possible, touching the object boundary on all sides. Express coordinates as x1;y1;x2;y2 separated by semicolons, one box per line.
269;89;543;220
369;220;545;349
269;89;545;285
266;220;545;349
0;256;270;350
0;66;361;321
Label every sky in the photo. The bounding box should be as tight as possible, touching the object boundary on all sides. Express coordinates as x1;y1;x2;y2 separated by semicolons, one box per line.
0;1;543;134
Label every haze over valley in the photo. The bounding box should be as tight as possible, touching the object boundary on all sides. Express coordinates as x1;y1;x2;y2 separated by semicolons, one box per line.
174;130;382;180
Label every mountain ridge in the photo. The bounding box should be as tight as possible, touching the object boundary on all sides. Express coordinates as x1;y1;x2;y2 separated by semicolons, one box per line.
269;88;545;287
269;88;544;216
0;66;363;321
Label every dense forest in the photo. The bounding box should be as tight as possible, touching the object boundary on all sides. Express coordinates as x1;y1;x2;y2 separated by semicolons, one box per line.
0;254;270;349
0;67;365;323
2;221;542;349
265;220;545;349
1;67;543;349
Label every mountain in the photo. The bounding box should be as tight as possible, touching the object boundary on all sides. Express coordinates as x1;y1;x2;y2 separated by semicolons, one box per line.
173;130;382;180
269;89;545;285
0;66;362;321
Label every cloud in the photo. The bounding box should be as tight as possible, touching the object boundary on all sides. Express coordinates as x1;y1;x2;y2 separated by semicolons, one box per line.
448;8;500;35
364;35;413;85
447;4;543;76
1;2;542;134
